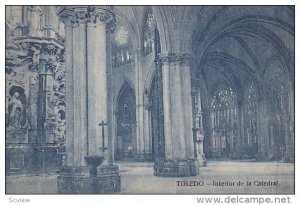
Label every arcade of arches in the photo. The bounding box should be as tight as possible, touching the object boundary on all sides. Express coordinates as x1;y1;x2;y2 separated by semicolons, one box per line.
5;6;294;179
109;6;295;165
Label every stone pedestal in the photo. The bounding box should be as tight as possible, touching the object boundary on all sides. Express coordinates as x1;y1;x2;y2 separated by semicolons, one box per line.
154;158;198;177
197;154;207;167
57;165;120;194
195;138;207;167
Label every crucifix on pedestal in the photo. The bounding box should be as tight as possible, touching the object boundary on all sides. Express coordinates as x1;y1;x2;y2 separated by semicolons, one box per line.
99;120;108;153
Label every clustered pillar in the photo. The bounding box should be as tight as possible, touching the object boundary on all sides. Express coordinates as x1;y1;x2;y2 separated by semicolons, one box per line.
154;53;198;177
57;6;120;194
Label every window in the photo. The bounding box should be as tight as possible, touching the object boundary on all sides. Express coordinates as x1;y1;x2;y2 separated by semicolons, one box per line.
210;85;237;158
211;86;235;110
112;25;134;67
266;63;287;113
265;59;289;160
142;7;156;56
115;26;129;46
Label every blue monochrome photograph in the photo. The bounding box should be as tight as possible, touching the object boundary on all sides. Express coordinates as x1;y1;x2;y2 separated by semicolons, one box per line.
5;5;295;194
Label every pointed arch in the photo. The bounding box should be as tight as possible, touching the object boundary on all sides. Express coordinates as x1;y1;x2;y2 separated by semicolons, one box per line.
115;81;136;160
116;81;136;107
115;77;135;103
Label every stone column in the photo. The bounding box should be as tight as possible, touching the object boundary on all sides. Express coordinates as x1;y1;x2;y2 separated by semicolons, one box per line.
170;61;185;158
287;91;294;162
72;7;88;166
235;101;243;158
147;108;153;157
86;7;108;157
134;49;145;160
257;96;270;160
240;103;245;158
59;11;74;166
143;91;152;160
160;55;172;159
59;6;116;166
106;25;114;165
37;52;47;145
154;53;197;177
181;59;194;159
87;6;116;167
57;6;120;194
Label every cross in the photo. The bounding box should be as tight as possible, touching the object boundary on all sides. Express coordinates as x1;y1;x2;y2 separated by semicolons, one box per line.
98;120;108;152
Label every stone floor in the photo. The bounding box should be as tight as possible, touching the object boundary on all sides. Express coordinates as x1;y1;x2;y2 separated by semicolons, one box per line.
6;161;294;194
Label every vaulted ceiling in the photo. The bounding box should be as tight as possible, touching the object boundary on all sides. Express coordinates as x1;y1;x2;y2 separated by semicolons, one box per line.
191;6;294;100
112;6;294;100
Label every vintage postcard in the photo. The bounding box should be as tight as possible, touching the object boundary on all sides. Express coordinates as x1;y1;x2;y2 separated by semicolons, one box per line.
5;5;294;195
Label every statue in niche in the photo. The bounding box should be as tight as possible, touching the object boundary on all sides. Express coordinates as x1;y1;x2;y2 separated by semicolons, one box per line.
8;90;26;128
27;6;43;34
5;86;29;143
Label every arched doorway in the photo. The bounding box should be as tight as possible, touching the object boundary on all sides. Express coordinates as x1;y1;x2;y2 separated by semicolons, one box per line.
115;83;136;161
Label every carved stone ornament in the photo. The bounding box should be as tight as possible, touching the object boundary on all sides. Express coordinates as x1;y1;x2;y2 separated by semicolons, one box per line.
87;6;116;32
74;8;88;25
58;6;116;32
27;6;43;33
6;42;31;71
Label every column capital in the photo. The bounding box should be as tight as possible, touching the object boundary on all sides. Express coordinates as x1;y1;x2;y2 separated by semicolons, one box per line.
57;7;77;27
57;6;116;32
87;6;116;32
73;7;89;25
157;52;192;66
57;6;89;27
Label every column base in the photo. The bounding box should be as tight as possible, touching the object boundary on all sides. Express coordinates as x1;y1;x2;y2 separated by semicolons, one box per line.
57;165;121;194
197;155;207;167
154;158;198;177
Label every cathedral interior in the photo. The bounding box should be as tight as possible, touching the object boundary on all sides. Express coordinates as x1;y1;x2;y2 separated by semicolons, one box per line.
5;6;294;194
